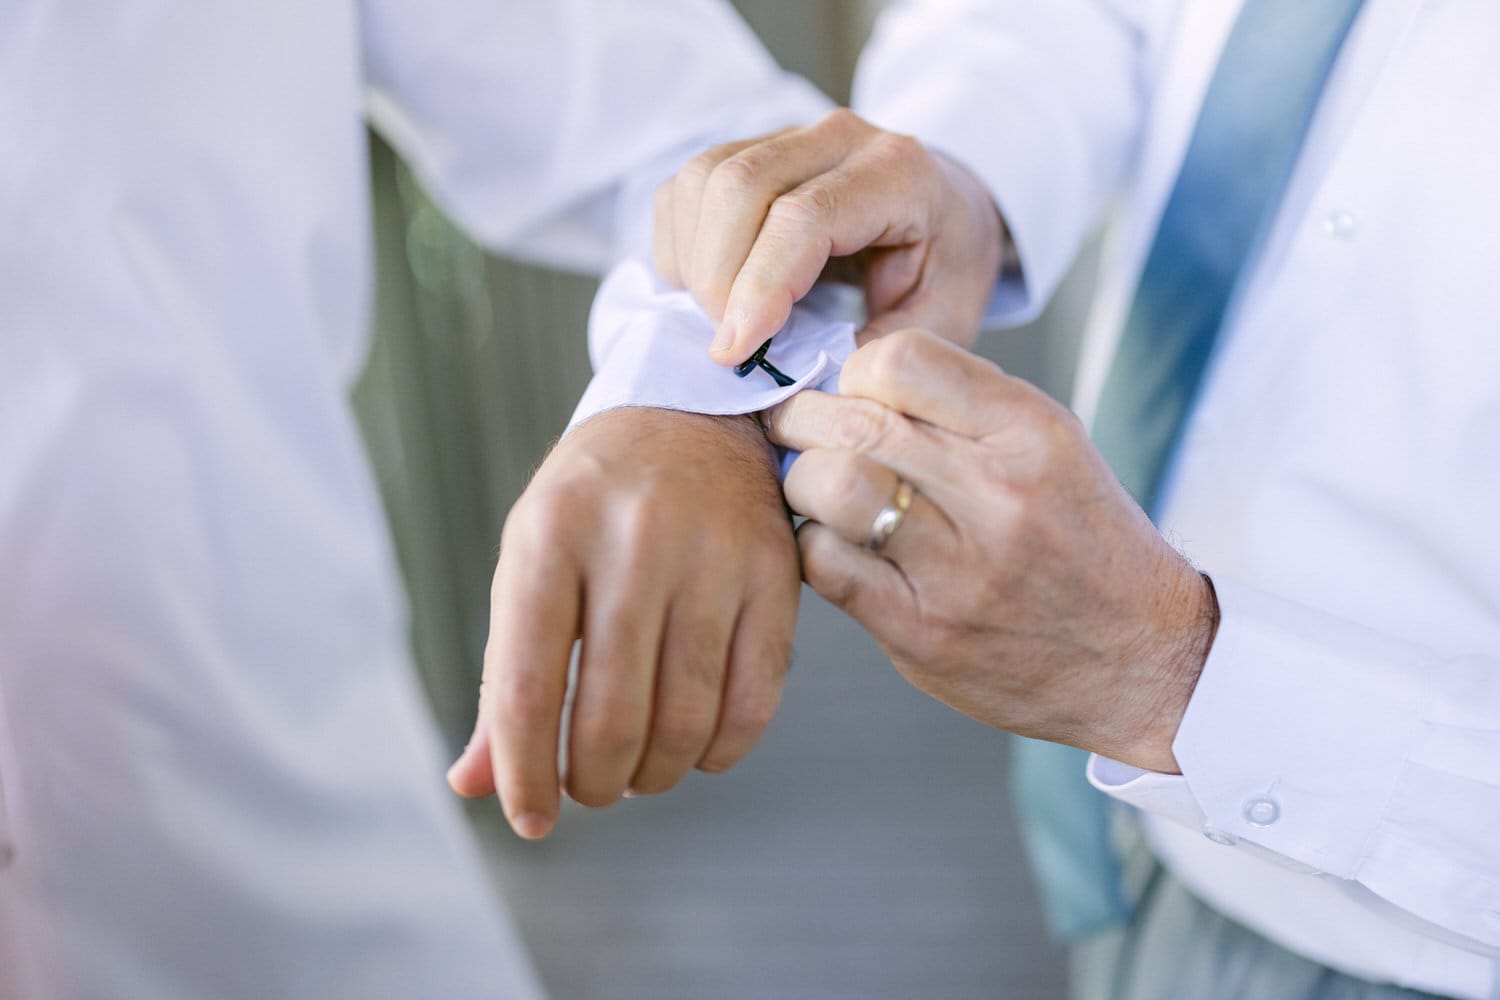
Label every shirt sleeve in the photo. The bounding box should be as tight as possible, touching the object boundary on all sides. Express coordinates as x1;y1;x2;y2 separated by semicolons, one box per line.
358;0;848;431
358;0;830;270
1088;576;1500;957
853;0;1178;325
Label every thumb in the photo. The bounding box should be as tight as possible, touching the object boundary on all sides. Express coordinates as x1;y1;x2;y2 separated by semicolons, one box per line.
446;701;497;798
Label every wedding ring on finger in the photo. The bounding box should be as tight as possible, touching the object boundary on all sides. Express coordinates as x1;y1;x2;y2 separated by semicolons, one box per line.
866;479;915;552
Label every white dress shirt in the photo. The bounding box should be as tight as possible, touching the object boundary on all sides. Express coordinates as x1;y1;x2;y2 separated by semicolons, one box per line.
880;0;1500;995
573;0;1500;996
0;2;826;997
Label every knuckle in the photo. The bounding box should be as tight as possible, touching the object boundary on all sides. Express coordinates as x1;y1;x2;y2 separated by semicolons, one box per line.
503;489;575;547
574;705;641;757
494;670;553;722
874;130;925;165
613;494;676;568
818;107;865;135
722;688;780;742
863;328;930;385
680;149;722;186
768;185;835;231
727;266;785;312
566;778;620;810
1042;418;1089;484
1014;398;1078;468
1033;401;1074;447
705;154;763;202
651;705;716;757
833;401;899;453
885;325;935;360
1049;400;1087;440
627;770;682;796
988;480;1028;526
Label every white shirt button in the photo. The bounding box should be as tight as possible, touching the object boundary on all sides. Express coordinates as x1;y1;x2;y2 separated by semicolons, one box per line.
1323;209;1360;240
1203;823;1238;847
1244;796;1281;827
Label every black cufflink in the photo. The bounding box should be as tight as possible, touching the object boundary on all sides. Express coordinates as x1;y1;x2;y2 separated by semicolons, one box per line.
733;338;796;388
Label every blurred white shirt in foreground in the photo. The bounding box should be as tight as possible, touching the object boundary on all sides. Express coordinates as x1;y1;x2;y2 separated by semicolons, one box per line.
0;2;826;997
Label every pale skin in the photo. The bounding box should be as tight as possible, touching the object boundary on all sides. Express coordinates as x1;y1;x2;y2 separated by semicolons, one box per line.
453;109;1211;838
450;110;1012;840
653;108;1217;767
653;107;1011;361
765;329;1218;773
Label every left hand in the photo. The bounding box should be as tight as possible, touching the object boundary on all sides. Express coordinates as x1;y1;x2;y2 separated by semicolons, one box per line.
763;330;1219;773
446;408;800;838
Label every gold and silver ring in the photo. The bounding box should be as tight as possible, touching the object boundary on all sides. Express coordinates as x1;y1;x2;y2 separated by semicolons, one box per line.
865;479;915;552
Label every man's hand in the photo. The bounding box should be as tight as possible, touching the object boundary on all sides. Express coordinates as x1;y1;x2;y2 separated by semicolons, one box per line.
763;330;1219;773
446;408;800;838
653;109;1010;365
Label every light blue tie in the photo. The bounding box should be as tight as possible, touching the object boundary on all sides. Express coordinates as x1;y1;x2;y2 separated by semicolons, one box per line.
1012;0;1367;941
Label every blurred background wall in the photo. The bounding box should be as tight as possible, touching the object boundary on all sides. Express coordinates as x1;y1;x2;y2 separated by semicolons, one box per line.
353;3;1097;997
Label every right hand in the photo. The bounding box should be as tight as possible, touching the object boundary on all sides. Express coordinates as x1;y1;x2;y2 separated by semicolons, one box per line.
653;108;1010;366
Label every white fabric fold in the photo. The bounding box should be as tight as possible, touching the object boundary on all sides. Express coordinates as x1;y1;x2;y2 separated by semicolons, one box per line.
570;259;856;433
1089;576;1500;974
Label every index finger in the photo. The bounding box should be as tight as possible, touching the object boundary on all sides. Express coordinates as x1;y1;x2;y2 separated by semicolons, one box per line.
690;116;862;324
762;390;960;495
485;537;580;840
716;142;931;365
839;329;1030;439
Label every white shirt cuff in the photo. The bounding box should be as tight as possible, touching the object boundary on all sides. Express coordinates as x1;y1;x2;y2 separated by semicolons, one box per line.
569;259;855;434
981;269;1036;330
1089;576;1500;954
1089;576;1430;871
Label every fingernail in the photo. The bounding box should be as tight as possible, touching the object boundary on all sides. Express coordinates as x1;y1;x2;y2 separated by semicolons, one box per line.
622;788;638;799
710;320;735;355
509;812;554;840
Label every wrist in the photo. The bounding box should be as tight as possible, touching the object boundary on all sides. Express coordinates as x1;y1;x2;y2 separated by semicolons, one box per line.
1112;569;1220;774
704;411;781;476
669;410;783;493
933;150;1011;286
